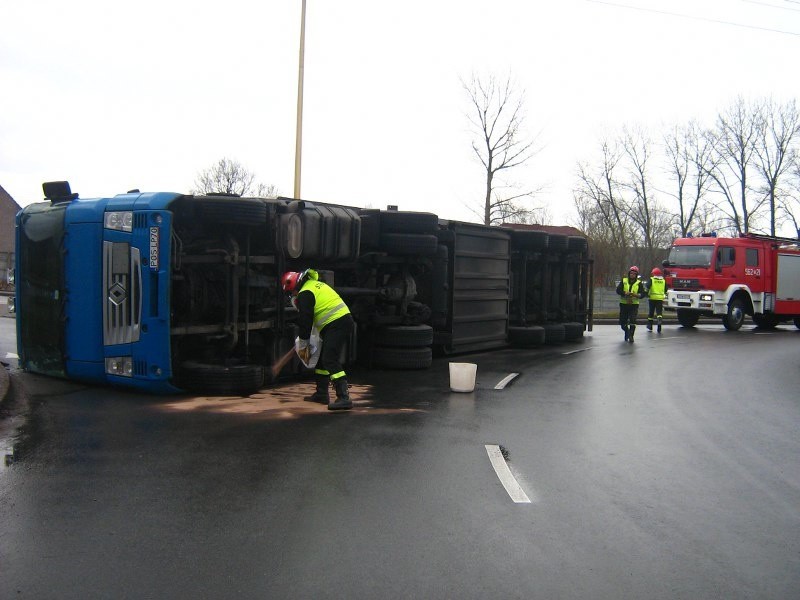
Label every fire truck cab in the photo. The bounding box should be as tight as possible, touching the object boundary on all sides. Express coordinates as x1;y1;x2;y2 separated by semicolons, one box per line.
663;233;800;330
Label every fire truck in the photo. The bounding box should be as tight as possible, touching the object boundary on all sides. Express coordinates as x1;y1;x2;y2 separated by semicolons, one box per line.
663;233;800;330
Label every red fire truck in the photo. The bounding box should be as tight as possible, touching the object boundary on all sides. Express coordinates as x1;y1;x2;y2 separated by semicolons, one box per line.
663;233;800;330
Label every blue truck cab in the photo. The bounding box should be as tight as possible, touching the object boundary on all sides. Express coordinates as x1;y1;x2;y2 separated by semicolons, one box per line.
16;182;181;392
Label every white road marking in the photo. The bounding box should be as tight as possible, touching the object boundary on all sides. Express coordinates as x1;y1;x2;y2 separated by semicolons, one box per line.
4;352;18;359
485;445;531;504
494;373;519;389
562;347;592;355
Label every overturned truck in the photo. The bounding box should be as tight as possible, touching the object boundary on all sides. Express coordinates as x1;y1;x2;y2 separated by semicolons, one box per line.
13;181;592;394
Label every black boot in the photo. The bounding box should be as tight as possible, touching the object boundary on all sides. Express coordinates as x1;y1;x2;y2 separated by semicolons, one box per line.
623;325;629;341
629;324;636;343
646;320;653;331
657;318;662;333
304;375;329;404
329;378;353;411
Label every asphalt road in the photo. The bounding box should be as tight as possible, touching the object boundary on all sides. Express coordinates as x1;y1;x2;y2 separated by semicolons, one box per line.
1;323;799;599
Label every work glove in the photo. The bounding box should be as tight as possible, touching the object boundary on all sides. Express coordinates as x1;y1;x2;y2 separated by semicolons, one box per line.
296;339;312;365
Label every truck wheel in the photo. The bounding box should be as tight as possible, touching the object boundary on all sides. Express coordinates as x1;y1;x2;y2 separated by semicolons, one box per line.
379;211;439;234
372;346;433;369
510;230;548;251
195;198;267;226
543;323;566;344
546;234;569;253
567;236;588;254
508;325;546;347
563;321;585;340
178;361;265;396
677;309;699;328
375;325;434;347
722;298;745;331
753;313;779;330
379;233;438;256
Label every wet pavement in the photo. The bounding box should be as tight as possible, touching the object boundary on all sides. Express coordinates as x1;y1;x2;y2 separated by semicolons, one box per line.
1;323;799;599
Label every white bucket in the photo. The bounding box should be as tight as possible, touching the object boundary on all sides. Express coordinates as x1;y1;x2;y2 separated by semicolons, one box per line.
449;362;477;392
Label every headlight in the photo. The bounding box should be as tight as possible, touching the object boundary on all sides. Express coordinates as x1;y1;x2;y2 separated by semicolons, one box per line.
104;211;133;232
700;293;713;302
105;356;133;377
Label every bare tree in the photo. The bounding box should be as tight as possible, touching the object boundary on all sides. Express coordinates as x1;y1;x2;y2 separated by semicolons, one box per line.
753;98;800;236
706;97;766;234
463;73;541;225
620;126;673;257
663;121;716;237
192;158;278;197
574;138;636;279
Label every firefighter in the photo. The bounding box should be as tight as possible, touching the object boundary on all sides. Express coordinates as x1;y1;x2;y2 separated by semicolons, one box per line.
616;266;645;342
281;269;354;411
645;267;668;332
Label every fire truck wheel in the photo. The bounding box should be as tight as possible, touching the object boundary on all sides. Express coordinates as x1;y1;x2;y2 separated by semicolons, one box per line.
722;298;746;331
178;361;265;395
753;313;779;329
677;309;699;328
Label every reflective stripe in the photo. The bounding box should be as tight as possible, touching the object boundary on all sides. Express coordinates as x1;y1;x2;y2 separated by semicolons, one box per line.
317;302;346;328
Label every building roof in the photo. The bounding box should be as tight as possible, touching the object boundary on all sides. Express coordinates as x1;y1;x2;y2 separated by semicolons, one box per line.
0;184;22;254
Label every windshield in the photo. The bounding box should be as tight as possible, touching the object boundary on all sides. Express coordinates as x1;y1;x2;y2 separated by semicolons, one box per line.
17;202;68;377
668;245;713;268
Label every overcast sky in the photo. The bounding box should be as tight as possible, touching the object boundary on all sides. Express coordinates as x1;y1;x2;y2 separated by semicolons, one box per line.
2;0;799;228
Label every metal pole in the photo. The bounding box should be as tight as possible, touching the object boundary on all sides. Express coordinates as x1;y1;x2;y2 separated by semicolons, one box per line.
293;0;307;199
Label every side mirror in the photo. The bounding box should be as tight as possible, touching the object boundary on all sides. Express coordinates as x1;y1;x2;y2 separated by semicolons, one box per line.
661;259;670;268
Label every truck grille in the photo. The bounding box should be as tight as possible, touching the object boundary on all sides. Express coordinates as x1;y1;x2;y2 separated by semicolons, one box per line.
671;278;700;290
103;241;142;345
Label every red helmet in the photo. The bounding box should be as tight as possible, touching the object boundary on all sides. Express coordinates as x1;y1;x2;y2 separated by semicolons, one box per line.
281;271;303;293
628;266;639;274
651;267;662;276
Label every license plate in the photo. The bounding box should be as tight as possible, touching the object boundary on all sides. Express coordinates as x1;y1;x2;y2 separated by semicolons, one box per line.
677;294;690;299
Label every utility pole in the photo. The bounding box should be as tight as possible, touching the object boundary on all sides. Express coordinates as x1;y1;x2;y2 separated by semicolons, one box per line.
293;0;307;199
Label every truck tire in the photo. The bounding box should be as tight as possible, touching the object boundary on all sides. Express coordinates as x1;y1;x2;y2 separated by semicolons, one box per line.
508;325;546;347
543;323;566;344
375;325;434;347
510;230;548;251
178;361;265;396
722;298;745;331
379;233;438;256
567;236;588;253
677;309;699;328
547;234;569;253
372;346;433;370
379;211;439;234
195;198;267;226
752;313;779;329
563;321;585;340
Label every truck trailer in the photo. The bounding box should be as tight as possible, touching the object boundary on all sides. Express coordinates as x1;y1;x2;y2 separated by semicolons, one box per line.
13;181;592;395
